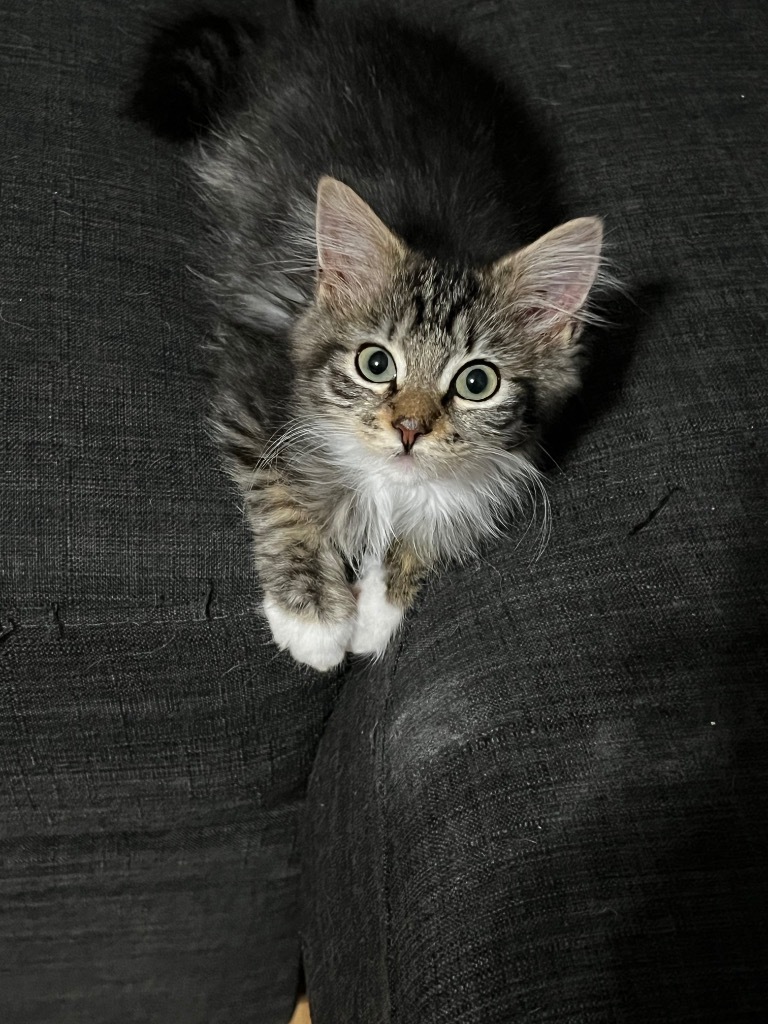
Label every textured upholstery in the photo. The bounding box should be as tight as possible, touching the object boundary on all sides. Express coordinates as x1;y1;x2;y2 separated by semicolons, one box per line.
2;0;767;1022
302;0;768;1021
1;1;335;1021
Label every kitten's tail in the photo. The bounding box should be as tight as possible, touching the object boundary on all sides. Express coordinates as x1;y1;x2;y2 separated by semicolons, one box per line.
129;12;263;142
130;2;318;142
129;1;315;144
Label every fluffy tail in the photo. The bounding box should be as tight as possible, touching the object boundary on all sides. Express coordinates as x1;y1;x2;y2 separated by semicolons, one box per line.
129;12;264;142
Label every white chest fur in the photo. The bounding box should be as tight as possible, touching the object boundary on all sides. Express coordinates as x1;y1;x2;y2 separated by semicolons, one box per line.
329;465;508;566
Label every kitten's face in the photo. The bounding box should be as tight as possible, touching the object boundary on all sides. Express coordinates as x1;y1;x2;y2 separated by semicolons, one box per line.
291;177;602;489
298;261;576;484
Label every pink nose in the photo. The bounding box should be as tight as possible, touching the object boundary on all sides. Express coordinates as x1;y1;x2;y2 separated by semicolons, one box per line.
394;416;430;452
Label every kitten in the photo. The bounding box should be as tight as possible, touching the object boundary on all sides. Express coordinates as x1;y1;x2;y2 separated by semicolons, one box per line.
132;6;604;671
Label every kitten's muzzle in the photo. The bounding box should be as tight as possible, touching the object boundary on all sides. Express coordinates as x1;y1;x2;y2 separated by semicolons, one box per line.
393;415;431;454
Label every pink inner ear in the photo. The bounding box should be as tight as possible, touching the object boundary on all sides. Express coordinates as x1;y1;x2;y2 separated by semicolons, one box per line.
315;176;402;306
550;274;598;316
502;217;604;321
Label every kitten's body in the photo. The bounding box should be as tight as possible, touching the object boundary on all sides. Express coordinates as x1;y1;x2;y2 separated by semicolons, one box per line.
133;8;604;670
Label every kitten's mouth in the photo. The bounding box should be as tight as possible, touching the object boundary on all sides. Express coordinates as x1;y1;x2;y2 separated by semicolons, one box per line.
393;443;421;463
391;449;424;475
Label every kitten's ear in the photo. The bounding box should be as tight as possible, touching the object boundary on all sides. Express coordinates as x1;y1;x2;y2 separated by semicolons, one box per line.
493;217;603;329
315;177;404;308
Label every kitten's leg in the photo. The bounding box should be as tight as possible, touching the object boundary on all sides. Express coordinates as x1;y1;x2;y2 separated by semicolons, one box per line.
249;478;357;672
348;541;428;658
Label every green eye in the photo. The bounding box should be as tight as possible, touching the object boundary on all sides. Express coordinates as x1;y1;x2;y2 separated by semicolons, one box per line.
453;362;500;401
356;345;396;383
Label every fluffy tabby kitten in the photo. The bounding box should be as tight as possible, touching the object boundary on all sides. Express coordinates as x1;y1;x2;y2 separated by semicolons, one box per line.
132;4;604;671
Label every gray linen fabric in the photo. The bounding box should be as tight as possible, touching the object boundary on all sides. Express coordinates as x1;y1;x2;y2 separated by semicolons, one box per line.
302;0;768;1021
1;0;766;1022
1;1;339;1021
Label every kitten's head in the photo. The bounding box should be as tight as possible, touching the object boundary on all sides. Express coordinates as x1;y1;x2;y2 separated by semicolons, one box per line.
293;177;603;492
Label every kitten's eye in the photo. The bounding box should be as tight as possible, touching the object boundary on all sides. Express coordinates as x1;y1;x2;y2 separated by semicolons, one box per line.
356;345;396;383
452;362;500;401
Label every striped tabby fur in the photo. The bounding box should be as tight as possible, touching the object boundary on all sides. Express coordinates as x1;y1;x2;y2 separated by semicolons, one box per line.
133;6;604;670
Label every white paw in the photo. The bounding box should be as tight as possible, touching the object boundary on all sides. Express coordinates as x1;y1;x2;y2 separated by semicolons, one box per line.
348;564;404;657
263;597;353;672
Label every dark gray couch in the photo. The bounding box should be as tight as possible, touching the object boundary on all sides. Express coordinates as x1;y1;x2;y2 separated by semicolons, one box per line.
2;0;766;1021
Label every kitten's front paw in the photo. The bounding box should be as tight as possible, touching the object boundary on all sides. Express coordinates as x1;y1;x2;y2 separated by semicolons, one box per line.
263;597;353;672
348;565;404;658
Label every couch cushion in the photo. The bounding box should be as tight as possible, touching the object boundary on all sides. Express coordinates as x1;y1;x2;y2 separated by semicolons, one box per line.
0;1;338;1020
302;0;768;1020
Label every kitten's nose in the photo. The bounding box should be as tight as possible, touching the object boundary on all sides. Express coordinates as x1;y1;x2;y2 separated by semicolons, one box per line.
394;416;430;453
